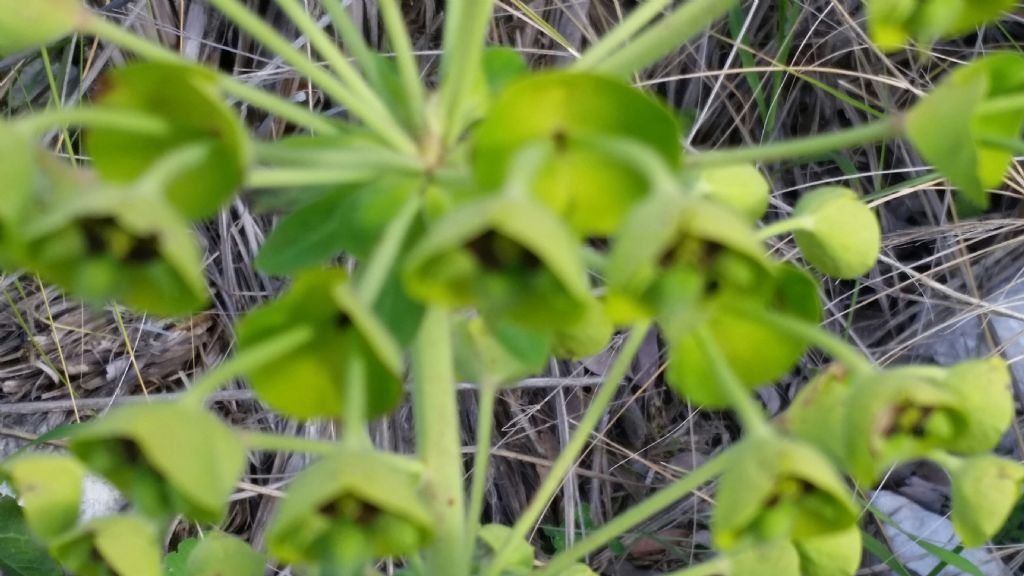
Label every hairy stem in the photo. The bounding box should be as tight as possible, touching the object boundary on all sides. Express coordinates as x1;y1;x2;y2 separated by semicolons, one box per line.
486;322;651;576
413;308;469;576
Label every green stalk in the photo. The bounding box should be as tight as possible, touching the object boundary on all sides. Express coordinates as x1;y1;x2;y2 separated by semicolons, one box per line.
439;0;496;145
379;0;427;131
466;379;499;546
181;326;314;408
320;1;378;77
485;322;651;576
694;328;771;437
206;0;417;154
574;0;674;70
356;193;422;305
754;216;815;241
240;430;338;455
81;15;344;135
590;0;741;76
246;164;422;188
536;450;732;575
342;348;372;449
14;107;173;137
413;307;469;576
685;117;901;168
732;303;875;376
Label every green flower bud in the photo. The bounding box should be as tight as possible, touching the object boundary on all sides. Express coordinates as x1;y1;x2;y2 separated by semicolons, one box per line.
791;187;880;279
236;268;404;420
86;62;249;219
867;0;1015;51
50;515;161;576
472;72;681;236
403;197;595;329
0;0;85;55
186;533;266;576
949;455;1024;547
69;402;245;523
268;449;433;565
845;368;969;485
2;454;85;540
685;164;770;223
713;436;858;550
906;54;1024;209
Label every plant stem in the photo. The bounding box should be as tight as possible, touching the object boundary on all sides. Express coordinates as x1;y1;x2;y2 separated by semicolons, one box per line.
81;15;343;135
379;0;426;132
694;328;771;437
732;303;875;376
485;322;651;576
181;326;314;408
535;450;732;575
239;430;338;455
754;216;815;241
574;0;675;69
589;0;741;76
356;193;422;305
246;165;422;188
14;107;173;137
413;307;469;576
684;117;901;168
439;0;496;145
206;0;417;155
466;379;498;546
342;348;372;449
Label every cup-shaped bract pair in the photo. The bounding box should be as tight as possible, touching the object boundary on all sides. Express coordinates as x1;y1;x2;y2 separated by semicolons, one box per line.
948;455;1024;547
0;0;84;55
907;54;1024;210
68;402;245;523
404;196;597;333
2;454;85;540
790;187;881;279
713;436;858;550
725;526;862;576
87;63;249;219
472;72;682;236
682;163;771;223
867;0;1015;52
50;514;162;576
236;268;404;420
268;449;433;566
21;180;209;317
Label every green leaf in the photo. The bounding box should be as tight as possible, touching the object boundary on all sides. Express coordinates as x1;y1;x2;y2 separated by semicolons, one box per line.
949;455;1024;547
50;515;162;576
780;365;853;466
792;187;881;279
267;449;433;565
86;63;249;219
0;123;33;258
164;537;199;576
256;178;418;276
186;533;266;576
938;357;1014;453
236;268;403;420
483;47;529;95
728;541;801;576
0;497;62;576
794;525;862;576
906;54;1024;209
70;402;245;523
475;524;534;574
453;316;551;385
712;436;858;549
3;454;85;540
472;72;681;235
0;0;83;55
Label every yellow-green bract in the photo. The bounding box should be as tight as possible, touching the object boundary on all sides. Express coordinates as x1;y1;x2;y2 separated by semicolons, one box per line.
791;187;881;279
2;454;85;540
50;515;162;576
0;0;84;55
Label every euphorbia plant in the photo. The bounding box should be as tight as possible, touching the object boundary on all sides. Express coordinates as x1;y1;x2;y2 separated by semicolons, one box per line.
1;1;1023;575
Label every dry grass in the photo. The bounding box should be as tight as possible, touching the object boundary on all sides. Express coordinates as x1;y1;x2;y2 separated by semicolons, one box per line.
2;1;1024;574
